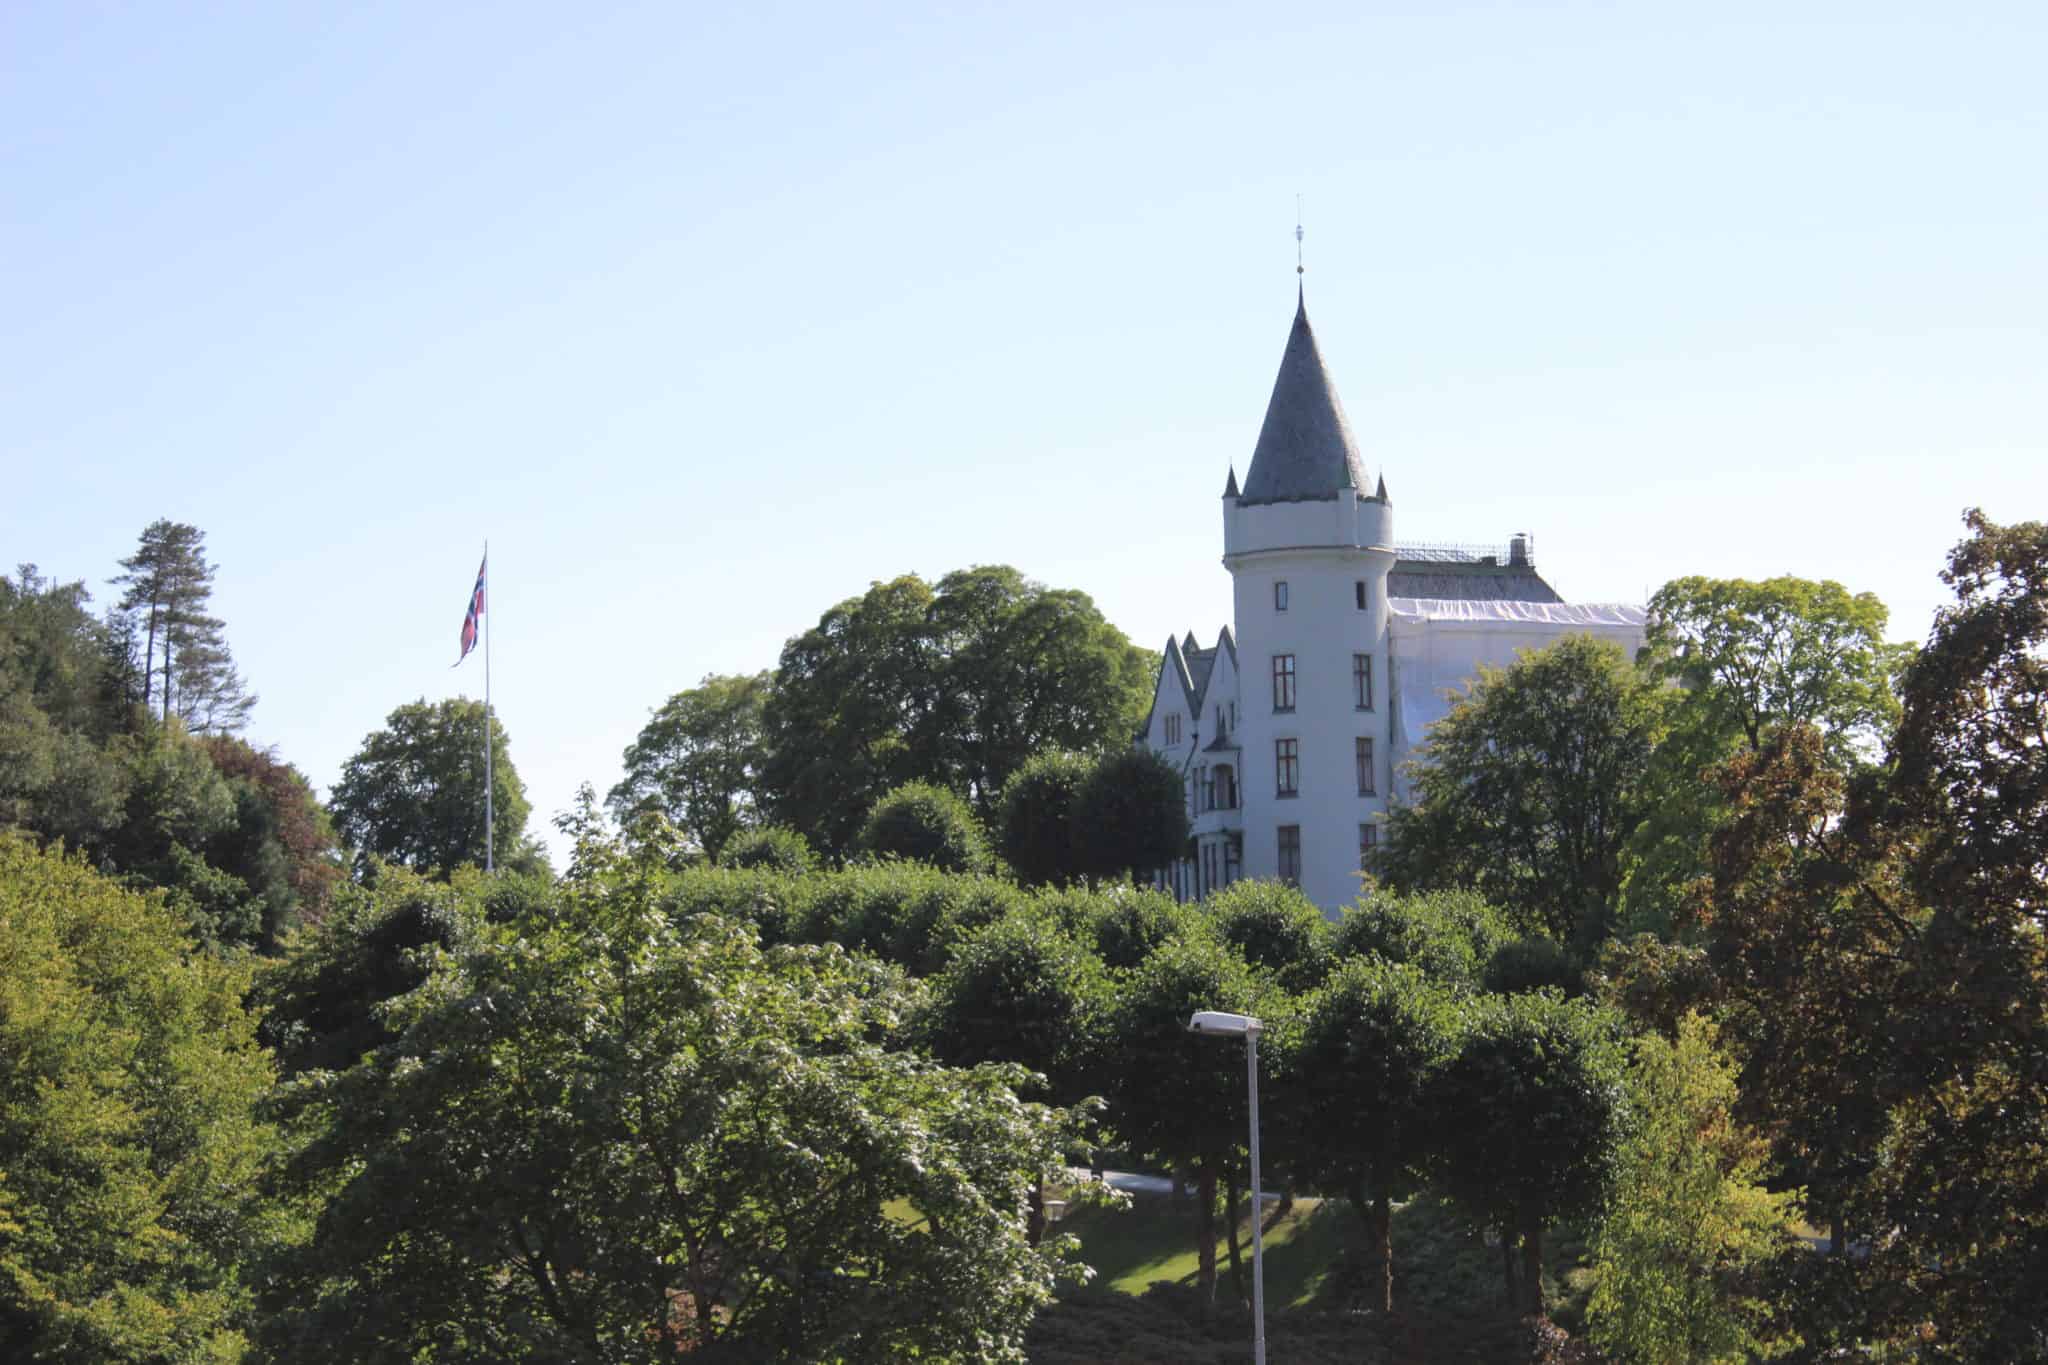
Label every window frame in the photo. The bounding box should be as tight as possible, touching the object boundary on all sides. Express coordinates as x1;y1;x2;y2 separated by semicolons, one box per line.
1355;735;1376;796
1275;580;1289;612
1277;824;1302;887
1275;737;1299;797
1272;653;1297;712
1353;652;1374;711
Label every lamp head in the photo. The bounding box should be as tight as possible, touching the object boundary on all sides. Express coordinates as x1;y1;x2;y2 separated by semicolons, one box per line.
1187;1010;1263;1038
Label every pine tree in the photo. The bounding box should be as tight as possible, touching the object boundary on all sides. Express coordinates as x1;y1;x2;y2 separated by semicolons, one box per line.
110;520;255;732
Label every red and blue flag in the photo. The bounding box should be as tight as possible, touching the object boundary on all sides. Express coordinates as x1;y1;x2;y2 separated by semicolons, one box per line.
456;554;486;665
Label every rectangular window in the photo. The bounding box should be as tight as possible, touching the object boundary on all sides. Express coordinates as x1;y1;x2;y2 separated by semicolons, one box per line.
1278;825;1302;886
1355;736;1376;795
1359;822;1379;870
1163;712;1181;745
1356;581;1367;610
1272;654;1296;711
1275;580;1289;612
1275;738;1299;797
1353;652;1374;710
1224;835;1241;886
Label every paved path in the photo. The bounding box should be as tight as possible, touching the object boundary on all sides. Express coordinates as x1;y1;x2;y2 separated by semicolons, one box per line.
1067;1168;1280;1202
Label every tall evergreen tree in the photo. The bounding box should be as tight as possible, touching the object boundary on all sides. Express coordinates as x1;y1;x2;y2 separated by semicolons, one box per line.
110;519;254;732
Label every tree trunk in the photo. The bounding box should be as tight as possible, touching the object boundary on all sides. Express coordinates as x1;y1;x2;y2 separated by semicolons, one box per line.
1224;1170;1246;1305
1196;1164;1218;1322
140;605;158;709
1027;1175;1045;1247
1371;1188;1393;1315
1520;1212;1545;1317
1498;1224;1518;1306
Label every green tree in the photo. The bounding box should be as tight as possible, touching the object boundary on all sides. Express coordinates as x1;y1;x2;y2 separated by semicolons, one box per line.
1203;878;1331;993
251;863;486;1077
607;671;769;860
1623;573;1906;932
329;696;535;875
1104;934;1270;1319
1331;886;1512;992
1382;635;1667;952
1642;574;1904;765
718;822;815;875
1277;958;1464;1313
1074;747;1191;883
857;780;991;874
1430;991;1631;1315
110;520;254;732
1850;510;2048;1353
1587;1013;1801;1364
760;569;1152;855
922;911;1113;1242
200;735;342;937
262;843;1081;1363
996;749;1093;887
0;835;281;1362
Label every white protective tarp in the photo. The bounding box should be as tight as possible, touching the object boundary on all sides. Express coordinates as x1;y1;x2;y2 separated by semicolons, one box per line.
1386;598;1649;802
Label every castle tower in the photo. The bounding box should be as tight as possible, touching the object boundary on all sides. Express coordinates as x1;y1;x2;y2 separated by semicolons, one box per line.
1223;291;1395;912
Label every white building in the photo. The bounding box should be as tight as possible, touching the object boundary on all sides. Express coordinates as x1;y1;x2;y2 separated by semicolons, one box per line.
1141;291;1647;915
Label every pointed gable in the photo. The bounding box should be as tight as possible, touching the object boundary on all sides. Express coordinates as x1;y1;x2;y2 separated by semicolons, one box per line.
1238;293;1368;505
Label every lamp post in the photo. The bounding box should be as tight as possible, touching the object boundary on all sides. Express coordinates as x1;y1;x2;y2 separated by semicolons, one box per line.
1188;1009;1266;1365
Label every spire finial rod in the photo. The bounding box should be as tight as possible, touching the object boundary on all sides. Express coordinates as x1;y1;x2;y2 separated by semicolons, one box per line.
1295;195;1304;277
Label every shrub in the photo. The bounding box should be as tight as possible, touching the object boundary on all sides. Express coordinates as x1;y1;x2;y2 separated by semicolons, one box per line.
998;750;1093;886
1203;879;1332;991
719;823;815;876
858;781;991;875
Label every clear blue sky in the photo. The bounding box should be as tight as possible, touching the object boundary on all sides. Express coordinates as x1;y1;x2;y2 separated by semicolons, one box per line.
5;1;2043;858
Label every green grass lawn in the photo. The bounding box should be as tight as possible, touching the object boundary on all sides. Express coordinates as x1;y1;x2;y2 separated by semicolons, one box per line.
1057;1187;1592;1320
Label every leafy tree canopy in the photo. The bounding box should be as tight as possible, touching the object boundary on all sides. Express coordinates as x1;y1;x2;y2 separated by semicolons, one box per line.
606;671;769;861
1074;746;1191;884
263;840;1083;1363
0;836;282;1362
857;779;991;875
1429;991;1631;1316
1381;635;1667;952
717;822;815;875
760;568;1153;855
996;749;1093;887
329;696;538;876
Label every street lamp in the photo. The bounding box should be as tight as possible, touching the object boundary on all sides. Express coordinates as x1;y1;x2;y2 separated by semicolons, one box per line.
1188;1009;1266;1365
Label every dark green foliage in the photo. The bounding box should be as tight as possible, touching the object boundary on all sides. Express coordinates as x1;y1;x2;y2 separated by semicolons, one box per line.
1331;886;1511;992
1073;883;1198;971
718;821;814;875
659;864;806;946
1482;935;1582;997
1202;878;1331;992
606;671;769;860
330;696;534;875
795;859;1025;974
1276;958;1467;1313
1592;933;1720;1038
858;779;991;874
252;864;485;1077
110;519;255;732
1075;747;1192;882
1429;992;1631;1315
0;836;281;1360
1381;635;1667;951
998;748;1093;886
922;910;1112;1104
761;568;1153;855
262;841;1082;1363
1105;933;1273;1314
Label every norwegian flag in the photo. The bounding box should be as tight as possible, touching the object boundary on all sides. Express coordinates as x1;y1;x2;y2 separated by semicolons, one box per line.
456;554;486;665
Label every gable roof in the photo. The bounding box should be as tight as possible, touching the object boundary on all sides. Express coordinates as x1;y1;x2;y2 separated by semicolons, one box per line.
1239;292;1369;505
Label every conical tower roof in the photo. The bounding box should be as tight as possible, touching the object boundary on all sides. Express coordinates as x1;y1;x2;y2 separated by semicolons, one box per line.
1239;293;1367;505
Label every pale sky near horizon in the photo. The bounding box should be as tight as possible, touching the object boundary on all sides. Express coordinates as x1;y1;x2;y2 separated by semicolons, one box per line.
5;1;2043;860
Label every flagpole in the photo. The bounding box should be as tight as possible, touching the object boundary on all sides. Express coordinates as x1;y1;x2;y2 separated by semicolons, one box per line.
483;541;494;875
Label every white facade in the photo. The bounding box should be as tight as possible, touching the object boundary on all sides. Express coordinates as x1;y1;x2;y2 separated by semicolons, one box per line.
1141;297;1646;916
